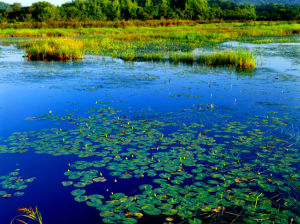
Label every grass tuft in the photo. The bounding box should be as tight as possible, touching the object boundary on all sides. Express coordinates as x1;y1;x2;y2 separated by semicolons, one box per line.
121;49;256;70
23;38;85;61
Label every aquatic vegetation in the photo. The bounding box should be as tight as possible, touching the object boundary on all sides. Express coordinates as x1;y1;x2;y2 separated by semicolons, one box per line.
20;37;256;69
1;105;299;223
10;206;43;224
0;21;299;224
2;22;297;69
22;38;85;61
0;169;35;198
0;22;299;39
131;49;256;70
247;38;292;44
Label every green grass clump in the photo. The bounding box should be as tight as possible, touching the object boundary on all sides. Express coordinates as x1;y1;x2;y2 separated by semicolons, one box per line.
23;38;85;61
122;49;256;70
196;49;256;70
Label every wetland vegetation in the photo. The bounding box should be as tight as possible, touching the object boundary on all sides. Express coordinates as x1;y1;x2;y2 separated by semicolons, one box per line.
0;35;299;222
2;21;297;69
0;0;299;224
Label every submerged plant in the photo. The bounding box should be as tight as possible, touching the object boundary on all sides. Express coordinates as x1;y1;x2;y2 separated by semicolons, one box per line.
10;206;43;224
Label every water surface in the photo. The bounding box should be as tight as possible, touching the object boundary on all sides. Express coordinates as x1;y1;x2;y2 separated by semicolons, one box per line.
0;40;299;224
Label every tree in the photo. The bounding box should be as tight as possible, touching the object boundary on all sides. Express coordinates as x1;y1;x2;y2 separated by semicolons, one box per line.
87;0;106;20
185;0;209;20
12;3;21;11
106;0;121;20
0;11;4;22
30;2;60;22
158;0;169;18
61;3;82;21
120;0;139;19
0;1;10;11
143;0;158;19
0;0;298;23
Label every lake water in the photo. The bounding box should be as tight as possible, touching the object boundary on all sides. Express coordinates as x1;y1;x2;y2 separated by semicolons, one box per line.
0;40;299;224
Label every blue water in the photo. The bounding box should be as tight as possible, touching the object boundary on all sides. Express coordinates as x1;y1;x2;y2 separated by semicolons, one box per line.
0;41;299;223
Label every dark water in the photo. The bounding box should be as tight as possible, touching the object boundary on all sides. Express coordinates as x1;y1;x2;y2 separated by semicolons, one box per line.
0;41;299;224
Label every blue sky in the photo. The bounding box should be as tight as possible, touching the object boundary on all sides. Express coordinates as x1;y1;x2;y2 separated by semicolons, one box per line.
2;0;71;6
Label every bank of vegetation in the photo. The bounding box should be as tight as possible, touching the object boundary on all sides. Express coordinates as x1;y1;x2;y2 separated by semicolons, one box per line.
22;35;256;69
6;21;297;69
0;0;299;69
0;0;299;27
16;21;292;70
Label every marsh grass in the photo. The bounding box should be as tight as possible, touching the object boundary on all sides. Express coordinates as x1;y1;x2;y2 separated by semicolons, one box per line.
1;22;299;41
20;36;256;69
246;37;297;44
23;38;85;61
121;49;256;70
11;21;296;68
196;49;256;69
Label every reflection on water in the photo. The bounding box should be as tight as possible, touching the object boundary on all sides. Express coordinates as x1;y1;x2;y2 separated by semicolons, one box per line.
221;40;300;76
0;41;299;224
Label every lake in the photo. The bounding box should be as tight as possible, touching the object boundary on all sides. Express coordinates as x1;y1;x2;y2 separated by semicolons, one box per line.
0;39;299;224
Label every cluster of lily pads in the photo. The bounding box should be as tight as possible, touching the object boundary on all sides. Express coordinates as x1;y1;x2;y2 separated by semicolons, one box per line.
0;105;299;223
0;169;35;199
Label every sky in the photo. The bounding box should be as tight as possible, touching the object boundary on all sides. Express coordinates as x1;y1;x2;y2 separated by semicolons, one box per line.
1;0;71;6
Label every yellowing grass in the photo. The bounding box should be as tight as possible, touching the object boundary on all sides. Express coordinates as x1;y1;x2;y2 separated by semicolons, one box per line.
12;22;280;69
24;38;85;61
21;37;256;69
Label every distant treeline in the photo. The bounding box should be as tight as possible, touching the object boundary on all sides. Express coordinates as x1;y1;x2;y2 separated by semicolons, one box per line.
228;0;300;5
0;0;299;24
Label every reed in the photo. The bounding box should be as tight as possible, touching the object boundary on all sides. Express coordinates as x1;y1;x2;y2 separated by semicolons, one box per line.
10;206;43;224
0;22;299;40
23;38;85;61
196;49;256;69
19;36;256;69
123;49;256;70
9;21;291;69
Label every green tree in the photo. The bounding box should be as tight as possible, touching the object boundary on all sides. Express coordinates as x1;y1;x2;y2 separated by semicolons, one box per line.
185;0;209;20
0;1;10;11
143;0;158;19
107;0;121;20
158;0;169;18
120;0;139;19
61;3;82;21
30;2;60;22
0;11;4;22
87;0;106;20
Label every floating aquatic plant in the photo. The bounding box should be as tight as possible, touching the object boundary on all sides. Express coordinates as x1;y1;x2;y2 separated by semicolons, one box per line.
1;106;299;223
0;169;35;198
